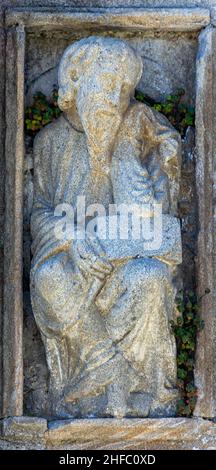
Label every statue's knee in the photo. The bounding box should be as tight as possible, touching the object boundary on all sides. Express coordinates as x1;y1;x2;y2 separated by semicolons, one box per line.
33;255;65;300
128;258;170;287
147;259;170;284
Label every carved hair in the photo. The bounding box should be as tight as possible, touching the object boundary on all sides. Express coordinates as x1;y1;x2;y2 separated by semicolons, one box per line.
58;36;143;105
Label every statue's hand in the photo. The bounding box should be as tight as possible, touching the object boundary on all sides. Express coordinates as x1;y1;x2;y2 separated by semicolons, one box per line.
159;138;180;175
70;233;113;281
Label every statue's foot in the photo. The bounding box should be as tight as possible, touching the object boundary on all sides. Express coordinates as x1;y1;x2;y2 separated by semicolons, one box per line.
50;398;80;419
104;382;128;418
125;392;152;417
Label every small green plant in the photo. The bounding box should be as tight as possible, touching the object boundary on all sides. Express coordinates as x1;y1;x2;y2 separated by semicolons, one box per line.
135;88;195;136
170;289;207;416
25;89;61;135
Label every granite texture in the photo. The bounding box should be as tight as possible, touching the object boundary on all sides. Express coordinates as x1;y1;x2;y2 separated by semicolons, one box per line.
0;0;215;446
3;25;25;417
25;31;197;106
29;36;182;419
5;8;210;32
2;416;47;441
45;417;216;450
23;27;197;418
211;7;216;26
1;1;216;9
0;10;5;419
1;417;216;450
194;26;216;418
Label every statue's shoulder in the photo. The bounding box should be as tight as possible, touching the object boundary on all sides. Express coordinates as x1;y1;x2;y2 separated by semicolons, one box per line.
33;114;67;150
117;101;158;141
126;100;155;119
127;100;173;128
123;100;180;141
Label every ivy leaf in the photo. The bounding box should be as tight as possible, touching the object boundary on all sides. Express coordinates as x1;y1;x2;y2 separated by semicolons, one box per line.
177;368;187;380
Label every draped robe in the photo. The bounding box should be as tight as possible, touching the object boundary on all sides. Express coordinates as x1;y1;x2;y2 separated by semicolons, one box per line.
30;101;182;418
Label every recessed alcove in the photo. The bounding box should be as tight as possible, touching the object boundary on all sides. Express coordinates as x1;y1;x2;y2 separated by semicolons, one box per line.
1;6;216;448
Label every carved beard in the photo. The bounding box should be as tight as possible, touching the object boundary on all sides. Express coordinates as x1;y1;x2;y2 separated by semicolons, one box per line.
78;102;123;175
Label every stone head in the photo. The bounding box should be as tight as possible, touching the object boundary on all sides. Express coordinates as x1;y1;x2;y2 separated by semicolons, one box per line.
58;36;143;162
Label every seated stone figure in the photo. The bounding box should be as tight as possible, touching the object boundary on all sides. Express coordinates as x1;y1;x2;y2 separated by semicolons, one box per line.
30;36;182;418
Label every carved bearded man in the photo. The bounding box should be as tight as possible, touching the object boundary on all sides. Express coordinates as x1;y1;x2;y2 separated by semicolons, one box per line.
30;37;182;418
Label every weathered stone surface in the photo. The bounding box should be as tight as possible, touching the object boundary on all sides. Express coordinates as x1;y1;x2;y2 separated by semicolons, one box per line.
179;126;197;290
3;26;25;417
23;24;197;417
30;36;182;419
211;8;216;26
2;416;47;442
25;31;197;107
93;214;182;264
194;26;216;419
0;9;5;419
23;292;49;418
131;34;197;104
0;1;215;10
5;7;210;32
0;439;45;450
45;418;216;450
0;0;214;431
1;417;216;450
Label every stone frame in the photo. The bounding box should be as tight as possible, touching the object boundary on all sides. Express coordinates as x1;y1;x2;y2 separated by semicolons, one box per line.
1;6;216;448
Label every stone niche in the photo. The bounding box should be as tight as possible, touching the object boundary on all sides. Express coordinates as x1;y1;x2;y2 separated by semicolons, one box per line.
1;6;216;449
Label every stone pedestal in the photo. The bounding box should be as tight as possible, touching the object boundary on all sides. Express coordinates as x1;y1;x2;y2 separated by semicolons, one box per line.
0;417;216;450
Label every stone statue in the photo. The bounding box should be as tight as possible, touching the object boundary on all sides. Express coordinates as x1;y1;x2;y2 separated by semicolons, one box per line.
30;36;182;419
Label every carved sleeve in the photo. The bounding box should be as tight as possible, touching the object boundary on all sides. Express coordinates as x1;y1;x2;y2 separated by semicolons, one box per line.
111;102;181;215
139;104;182;215
31;129;70;273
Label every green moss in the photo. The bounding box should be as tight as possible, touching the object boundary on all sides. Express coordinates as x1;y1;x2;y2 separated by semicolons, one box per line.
25;89;61;135
170;289;207;416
